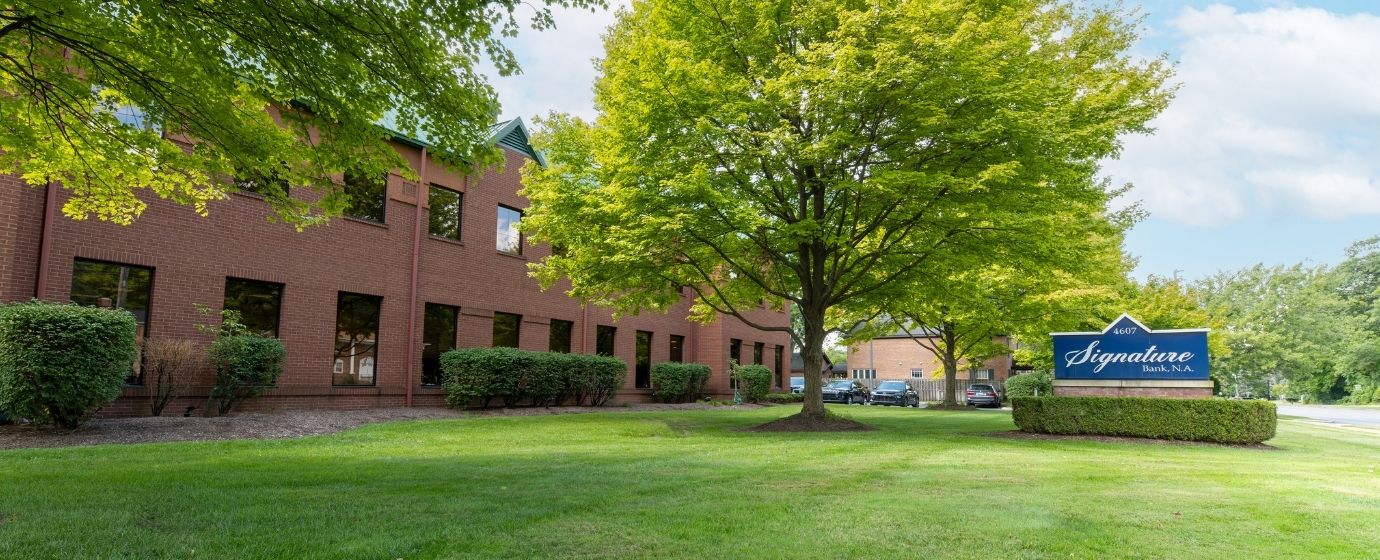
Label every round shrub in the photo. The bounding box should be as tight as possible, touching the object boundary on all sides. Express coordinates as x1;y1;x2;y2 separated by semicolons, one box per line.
0;302;137;428
206;334;285;415
732;364;772;403
1005;371;1052;398
651;362;711;403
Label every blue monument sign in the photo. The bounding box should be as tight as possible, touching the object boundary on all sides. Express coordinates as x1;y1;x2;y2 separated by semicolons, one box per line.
1052;314;1209;380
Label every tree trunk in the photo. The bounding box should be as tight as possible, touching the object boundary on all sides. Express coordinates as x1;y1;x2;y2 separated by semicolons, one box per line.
941;324;960;407
798;305;827;418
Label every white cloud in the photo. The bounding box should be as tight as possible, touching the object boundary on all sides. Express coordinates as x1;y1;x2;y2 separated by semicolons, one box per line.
483;3;625;123
1106;4;1380;226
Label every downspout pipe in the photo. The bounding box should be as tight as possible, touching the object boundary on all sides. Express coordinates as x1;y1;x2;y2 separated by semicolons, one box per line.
404;148;428;407
34;180;57;300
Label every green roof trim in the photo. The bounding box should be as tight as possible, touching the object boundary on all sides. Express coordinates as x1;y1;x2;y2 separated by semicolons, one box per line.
488;118;547;166
375;112;545;167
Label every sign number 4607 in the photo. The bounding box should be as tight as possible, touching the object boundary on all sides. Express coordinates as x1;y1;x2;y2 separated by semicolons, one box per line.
1113;327;1138;335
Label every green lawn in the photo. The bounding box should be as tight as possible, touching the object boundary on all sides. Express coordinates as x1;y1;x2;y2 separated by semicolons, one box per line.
2;407;1378;559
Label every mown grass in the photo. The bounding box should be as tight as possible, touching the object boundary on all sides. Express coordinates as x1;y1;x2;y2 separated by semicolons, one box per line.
2;406;1378;559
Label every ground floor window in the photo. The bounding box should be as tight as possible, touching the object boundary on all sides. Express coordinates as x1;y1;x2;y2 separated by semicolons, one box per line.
493;312;521;348
635;330;652;389
549;319;573;353
911;369;924;379
669;334;685;363
422;303;457;386
774;345;784;388
70;259;153;384
753;342;764;365
596;325;616;356
729;338;742;388
223;277;283;337
851;369;876;380
334;292;382;386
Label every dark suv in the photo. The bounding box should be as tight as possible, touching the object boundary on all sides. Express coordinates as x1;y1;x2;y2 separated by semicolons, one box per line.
822;380;869;405
966;384;1002;408
868;380;919;407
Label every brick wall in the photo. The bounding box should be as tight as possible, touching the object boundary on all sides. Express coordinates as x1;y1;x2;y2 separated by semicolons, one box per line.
846;335;1014;384
0;135;792;416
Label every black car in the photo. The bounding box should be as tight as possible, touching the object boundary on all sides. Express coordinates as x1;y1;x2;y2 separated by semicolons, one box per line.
868;380;919;407
966;384;1003;408
822;380;869;405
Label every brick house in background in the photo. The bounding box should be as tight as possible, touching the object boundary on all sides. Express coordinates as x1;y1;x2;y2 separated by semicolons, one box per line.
0;118;792;416
845;326;1014;386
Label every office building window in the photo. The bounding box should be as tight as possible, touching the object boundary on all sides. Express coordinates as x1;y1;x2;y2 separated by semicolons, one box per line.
549;319;573;353
669;334;685;363
753;342;764;365
70;259;153;384
334;292;381;386
428;185;463;241
422;303;458;386
233;165;288;198
636;330;652;389
774;345;784;389
343;170;387;222
493;312;521;348
911;368;924;379
596;325;617;356
729;338;742;389
223;278;283;338
497;205;523;254
850;369;876;380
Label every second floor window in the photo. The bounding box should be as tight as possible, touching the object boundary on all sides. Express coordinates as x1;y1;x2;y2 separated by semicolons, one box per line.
343;170;387;223
233;165;288;198
428;185;462;241
497;205;522;254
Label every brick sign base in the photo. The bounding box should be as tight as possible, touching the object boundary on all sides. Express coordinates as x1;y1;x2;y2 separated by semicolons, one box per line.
1053;379;1213;399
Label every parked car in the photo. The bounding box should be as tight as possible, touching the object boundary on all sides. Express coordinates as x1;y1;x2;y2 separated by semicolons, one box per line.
868;380;919;407
790;376;805;394
822;380;869;405
966;384;1002;408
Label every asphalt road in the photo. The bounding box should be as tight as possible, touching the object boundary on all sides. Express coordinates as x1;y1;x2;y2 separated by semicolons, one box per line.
1277;404;1380;429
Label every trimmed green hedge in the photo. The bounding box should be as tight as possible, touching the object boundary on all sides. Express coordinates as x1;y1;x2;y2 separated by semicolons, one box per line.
0;302;137;428
732;364;771;403
441;348;626;408
650;362;711;403
1012;396;1277;444
764;392;804;404
1005;371;1052;398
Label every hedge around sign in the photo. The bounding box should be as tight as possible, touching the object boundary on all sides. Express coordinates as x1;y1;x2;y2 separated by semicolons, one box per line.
0;302;137;428
1011;396;1277;444
650;362;711;403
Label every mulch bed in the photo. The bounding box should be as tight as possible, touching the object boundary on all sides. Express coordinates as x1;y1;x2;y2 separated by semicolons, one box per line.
0;403;756;450
742;412;877;432
988;430;1275;450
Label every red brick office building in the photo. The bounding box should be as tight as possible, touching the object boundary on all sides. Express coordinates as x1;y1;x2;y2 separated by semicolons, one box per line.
0;118;792;416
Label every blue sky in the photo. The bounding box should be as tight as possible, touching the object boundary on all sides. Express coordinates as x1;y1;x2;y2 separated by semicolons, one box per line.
485;1;1380;282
